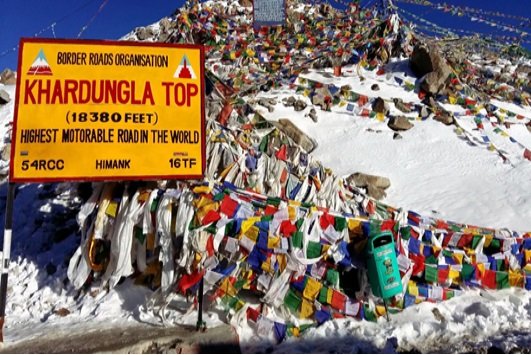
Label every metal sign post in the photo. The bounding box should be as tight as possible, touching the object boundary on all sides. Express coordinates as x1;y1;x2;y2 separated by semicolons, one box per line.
0;182;16;342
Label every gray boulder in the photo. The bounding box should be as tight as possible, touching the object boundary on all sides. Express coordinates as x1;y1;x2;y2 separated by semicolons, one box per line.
393;98;412;113
294;99;307;112
434;111;455;125
410;43;452;95
388;116;413;131
372;97;389;115
271;119;318;153
0;89;10;105
346;172;391;200
0;68;16;85
136;27;154;40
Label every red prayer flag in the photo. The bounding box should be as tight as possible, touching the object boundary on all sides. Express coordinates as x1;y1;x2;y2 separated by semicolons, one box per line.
366;200;376;215
202;210;221;225
275;144;288;161
176;270;205;294
264;205;277;216
380;219;395;232
524;148;531;161
206;235;215;257
331;290;346;311
482;269;497;289
220;195;239;218
218;102;233;126
246;306;261;322
280;220;297;237
410;253;425;276
319;212;335;230
438;267;449;284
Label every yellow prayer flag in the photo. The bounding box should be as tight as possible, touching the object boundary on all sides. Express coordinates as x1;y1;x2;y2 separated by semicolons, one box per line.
241;217;260;234
408;281;419;296
300;299;314;319
509;269;524;287
276;254;287;273
449;96;457;104
268;236;280;249
105;201;118;218
525;249;531;264
220;278;237;297
326;288;333;304
484;234;493;247
449;267;461;285
288;205;297;221
376;305;387;316
303;277;322;301
476;263;486;277
292;327;300;337
193;185;211;194
348;218;362;231
452;253;464;264
245;48;255;57
262;260;273;274
244;225;260;242
376;112;385;122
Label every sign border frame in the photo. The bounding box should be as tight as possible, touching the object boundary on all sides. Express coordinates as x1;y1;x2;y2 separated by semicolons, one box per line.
9;37;206;183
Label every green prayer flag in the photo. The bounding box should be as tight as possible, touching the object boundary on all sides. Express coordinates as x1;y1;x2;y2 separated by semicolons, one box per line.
292;231;303;249
319;286;328;304
442;249;453;258
425;255;438;265
213;191;225;202
296;218;304;231
334;217;347;232
490;238;501;250
134;227;146;244
234;279;246;290
261;215;273;222
267;197;281;207
225;221;235;236
496;259;504;271
400;226;411;240
326;269;339;287
150;197;160;212
205;224;217;234
471;235;482;249
285;288;302;313
496;271;509;289
363;304;377;322
259;135;269;152
307;241;322;259
425;264;438;283
461;263;475;281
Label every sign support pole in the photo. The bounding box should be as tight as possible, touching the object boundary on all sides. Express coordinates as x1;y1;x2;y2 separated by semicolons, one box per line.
0;182;16;343
196;277;205;331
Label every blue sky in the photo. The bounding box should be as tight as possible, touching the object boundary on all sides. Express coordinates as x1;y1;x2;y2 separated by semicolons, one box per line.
0;0;529;71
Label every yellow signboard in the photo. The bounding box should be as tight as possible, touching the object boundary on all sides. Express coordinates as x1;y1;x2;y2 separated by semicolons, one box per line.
10;38;205;182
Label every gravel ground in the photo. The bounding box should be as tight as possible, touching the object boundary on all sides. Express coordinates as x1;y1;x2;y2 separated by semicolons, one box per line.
0;324;240;354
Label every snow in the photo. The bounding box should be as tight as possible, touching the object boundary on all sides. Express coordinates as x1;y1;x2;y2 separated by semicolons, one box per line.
0;3;530;353
256;60;531;232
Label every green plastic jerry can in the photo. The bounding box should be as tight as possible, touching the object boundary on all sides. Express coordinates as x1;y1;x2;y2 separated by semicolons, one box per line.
366;231;402;299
